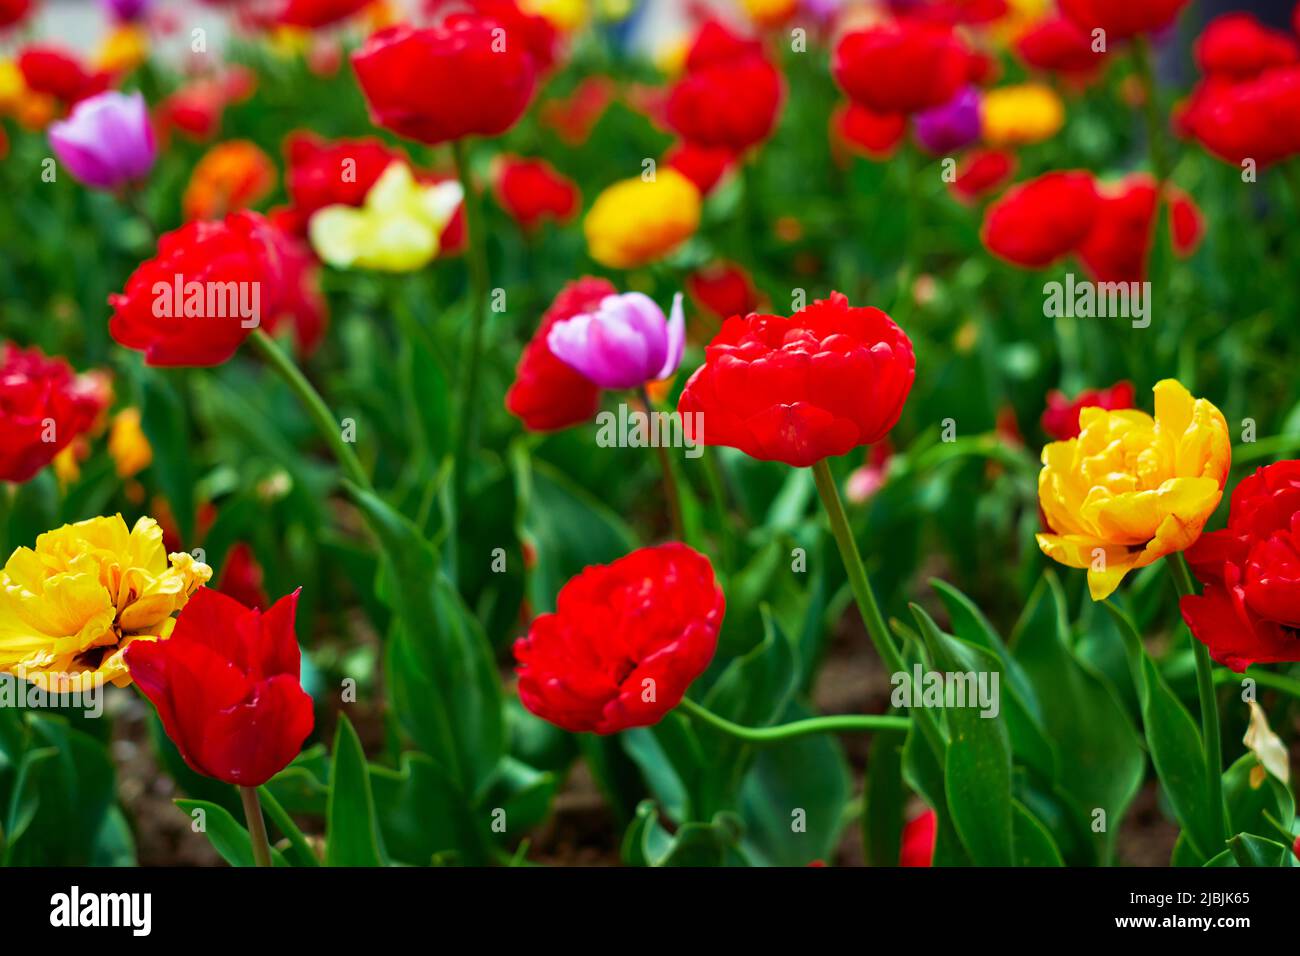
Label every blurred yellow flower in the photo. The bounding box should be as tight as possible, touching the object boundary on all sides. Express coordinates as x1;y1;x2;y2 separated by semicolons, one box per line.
309;162;463;272
522;0;588;33
598;0;634;22
989;0;1051;45
95;24;150;74
0;515;212;690
1036;380;1230;601
739;0;798;27
982;84;1065;147
0;59;25;113
109;408;153;479
584;169;701;270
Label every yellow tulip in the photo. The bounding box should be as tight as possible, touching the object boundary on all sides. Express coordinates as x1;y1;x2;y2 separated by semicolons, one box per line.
1036;380;1230;601
0;515;212;690
521;0;588;33
95;24;150;75
584;169;701;270
309;162;463;273
982;84;1065;148
739;0;798;28
109;408;153;479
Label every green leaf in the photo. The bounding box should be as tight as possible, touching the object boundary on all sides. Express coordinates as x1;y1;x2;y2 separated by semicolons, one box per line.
1228;833;1291;867
1011;799;1064;866
900;718;969;867
621;800;745;867
1223;753;1294;839
174;799;287;868
370;752;489;866
140;369;196;543
911;604;1014;866
326;715;385;867
349;484;504;793
863;729;907;866
1104;602;1219;862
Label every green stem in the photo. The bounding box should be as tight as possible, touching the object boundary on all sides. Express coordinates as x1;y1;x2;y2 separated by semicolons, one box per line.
1167;553;1228;848
811;459;906;676
452;138;490;512
640;387;684;541
257;786;320;867
1131;37;1170;186
249;330;372;492
1213;666;1300;700
678;695;908;744
238;785;273;868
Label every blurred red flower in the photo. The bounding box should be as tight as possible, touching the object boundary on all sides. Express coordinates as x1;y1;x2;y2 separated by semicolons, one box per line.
352;16;537;144
513;543;724;734
0;344;108;483
540;76;614;146
678;292;915;468
981;170;1099;268
949;148;1016;202
1058;0;1190;42
1076;175;1203;282
1041;381;1136;441
0;0;32;29
18;45;111;106
831;101;907;161
665;19;784;151
1185;66;1300;167
1182;460;1300;671
279;131;406;233
265;227;329;356
127;587;314;786
428;0;559;72
157;68;257;142
492;155;580;232
218;543;270;611
663;140;735;195
505;277;612;432
686;261;761;321
900;809;936;866
832;20;969;115
1194;13;1298;80
109;211;284;367
1014;16;1105;80
277;0;373;28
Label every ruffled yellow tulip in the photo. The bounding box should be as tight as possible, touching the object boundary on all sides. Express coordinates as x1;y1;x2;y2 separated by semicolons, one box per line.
584;169;701;270
982;84;1065;148
309;162;463;273
0;515;211;690
1036;380;1230;601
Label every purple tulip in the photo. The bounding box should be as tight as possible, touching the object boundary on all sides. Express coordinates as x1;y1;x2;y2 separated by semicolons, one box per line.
48;91;157;191
912;86;982;156
548;292;686;390
101;0;153;22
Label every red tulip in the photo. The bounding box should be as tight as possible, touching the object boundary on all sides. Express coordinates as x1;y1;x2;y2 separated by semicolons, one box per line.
1041;381;1136;441
1014;16;1105;79
18;45;111;106
513;543;724;734
492;155;580;231
1076;175;1203;283
264;226;329;357
663;140;735;195
949;148;1016;202
1194;14;1298;80
664;19;784;151
981;171;1099;269
505;278;612;432
1182;461;1300;671
0;0;32;30
686;261;761;321
900;809;937;866
217;543;270;611
0;344;108;483
831;102;907;161
1058;0;1190;42
832;20;970;115
677;292;915;468
127;588;314;787
429;0;559;73
281;131;407;233
109;211;285;367
351;17;537;145
276;0;373;28
1185;66;1300;167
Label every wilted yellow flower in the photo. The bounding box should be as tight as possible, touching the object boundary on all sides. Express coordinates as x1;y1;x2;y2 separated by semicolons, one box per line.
309;162;463;272
95;24;150;74
521;0;588;33
739;0;798;27
0;515;212;690
982;84;1065;147
109;408;153;478
584;169;701;270
1036;380;1230;601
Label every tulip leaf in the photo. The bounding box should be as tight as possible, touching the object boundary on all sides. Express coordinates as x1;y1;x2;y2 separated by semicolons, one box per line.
1103;601;1220;862
1011;799;1064;866
621;800;746;867
863;728;907;867
370;752;490;866
911;604;1014;866
900;720;969;866
326;714;385;867
1228;833;1292;867
174;799;288;868
1223;753;1294;839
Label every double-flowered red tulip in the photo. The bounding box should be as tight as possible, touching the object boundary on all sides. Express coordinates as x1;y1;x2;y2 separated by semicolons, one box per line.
127;587;314;787
506;277;612;432
1185;66;1300;168
832;20;969;115
109;211;284;367
677;292;915;468
0;344;108;483
351;15;537;145
1075;174;1203;282
1182;461;1300;671
513;543;724;734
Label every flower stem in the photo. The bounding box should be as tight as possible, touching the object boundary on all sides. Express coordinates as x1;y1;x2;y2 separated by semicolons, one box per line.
811;459;906;676
238;785;273;868
1167;553;1228;847
678;695;908;744
1131;37;1171;186
248;329;371;492
257;785;320;866
640;387;684;541
452;138;490;513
